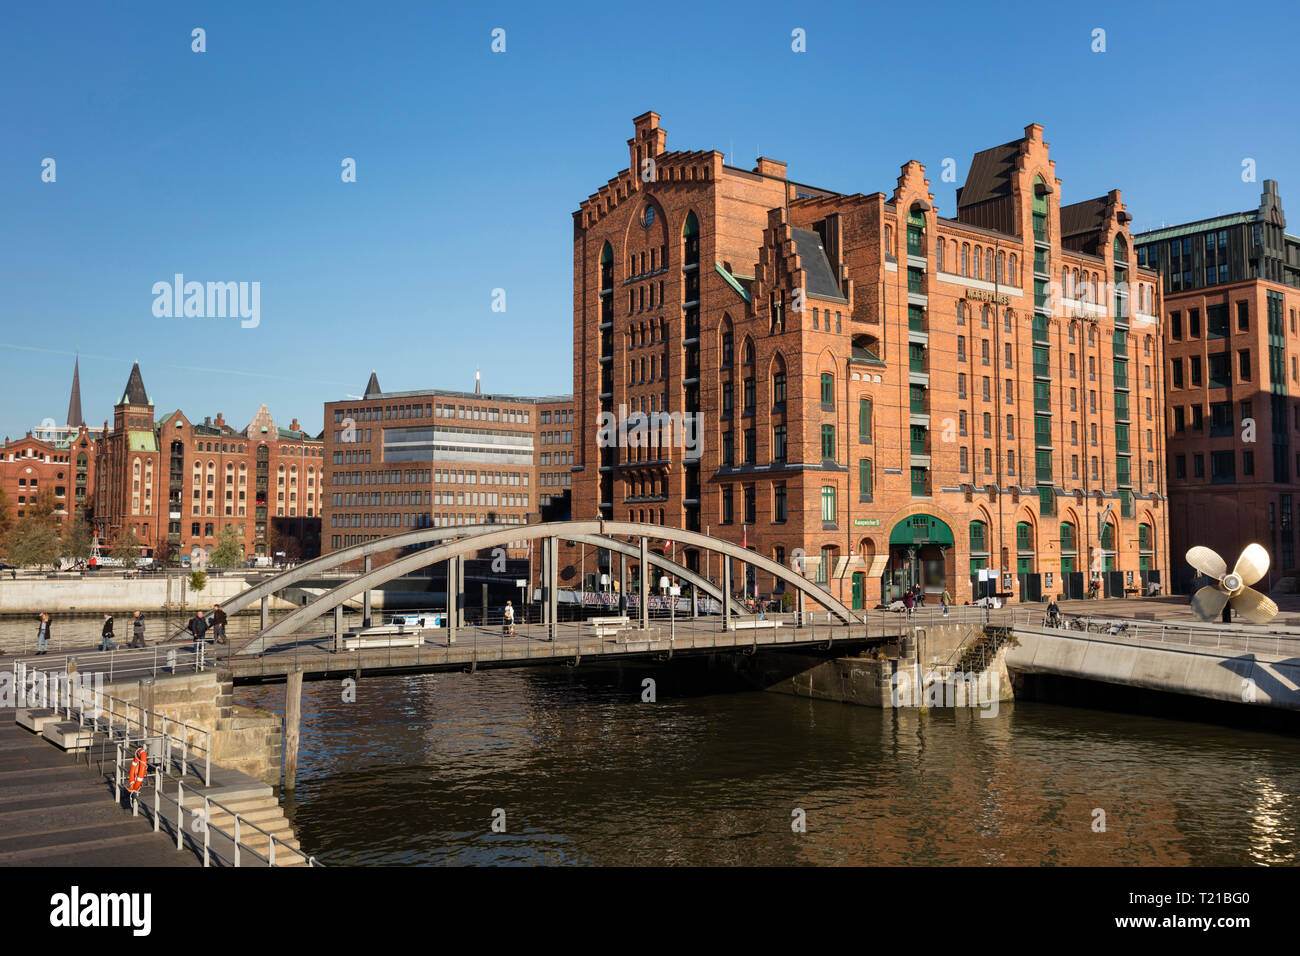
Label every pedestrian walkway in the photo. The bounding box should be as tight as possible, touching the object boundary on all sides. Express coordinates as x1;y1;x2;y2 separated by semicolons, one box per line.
0;719;198;867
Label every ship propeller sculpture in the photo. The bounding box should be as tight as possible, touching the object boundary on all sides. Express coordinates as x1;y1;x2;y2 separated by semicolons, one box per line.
1185;544;1279;625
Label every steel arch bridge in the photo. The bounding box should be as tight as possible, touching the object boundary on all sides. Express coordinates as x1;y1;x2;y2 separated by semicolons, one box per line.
223;521;855;656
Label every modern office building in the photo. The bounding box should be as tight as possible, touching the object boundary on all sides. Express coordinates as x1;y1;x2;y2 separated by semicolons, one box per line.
321;372;574;558
570;112;1170;607
1135;180;1300;591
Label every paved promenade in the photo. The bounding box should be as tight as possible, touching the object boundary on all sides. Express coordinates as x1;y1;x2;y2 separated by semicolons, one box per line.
0;719;198;867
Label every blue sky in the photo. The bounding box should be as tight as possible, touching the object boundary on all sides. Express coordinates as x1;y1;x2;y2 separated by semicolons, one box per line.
1;0;1296;439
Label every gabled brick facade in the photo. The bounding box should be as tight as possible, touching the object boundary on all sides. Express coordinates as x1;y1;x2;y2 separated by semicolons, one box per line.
571;113;1171;608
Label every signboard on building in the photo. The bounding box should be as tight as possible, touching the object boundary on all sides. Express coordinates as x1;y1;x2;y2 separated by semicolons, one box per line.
966;288;1010;305
853;518;880;527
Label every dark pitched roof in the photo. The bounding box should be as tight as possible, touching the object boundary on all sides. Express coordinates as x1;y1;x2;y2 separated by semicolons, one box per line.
1060;197;1109;255
956;140;1019;209
790;228;847;302
118;362;151;407
66;357;84;427
363;371;382;398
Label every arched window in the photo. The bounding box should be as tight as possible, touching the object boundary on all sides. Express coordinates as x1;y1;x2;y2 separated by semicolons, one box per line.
961;243;970;276
721;317;734;368
682;211;700;269
1016;521;1033;552
974;245;983;279
743;338;755;366
936;237;946;271
771;353;788;407
906;206;926;257
599;241;613;283
986;248;994;279
1059;522;1076;551
1100;522;1115;551
969;520;988;553
1008;253;1018;284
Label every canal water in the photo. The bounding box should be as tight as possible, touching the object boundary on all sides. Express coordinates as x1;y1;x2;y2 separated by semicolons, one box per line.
236;666;1300;866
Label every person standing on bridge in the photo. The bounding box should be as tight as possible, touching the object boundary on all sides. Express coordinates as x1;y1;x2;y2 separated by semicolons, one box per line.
940;588;953;617
130;611;147;648
100;613;117;651
35;612;51;655
903;589;915;620
186;610;209;651
503;600;516;637
211;603;228;644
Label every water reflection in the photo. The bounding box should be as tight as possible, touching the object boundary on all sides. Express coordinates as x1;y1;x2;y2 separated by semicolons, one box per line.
237;668;1300;867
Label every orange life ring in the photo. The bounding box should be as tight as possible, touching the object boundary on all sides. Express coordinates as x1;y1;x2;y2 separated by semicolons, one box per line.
127;747;148;793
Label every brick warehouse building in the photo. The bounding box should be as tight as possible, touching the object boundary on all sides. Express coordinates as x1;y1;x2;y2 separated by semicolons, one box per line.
1135;180;1300;592
1;359;98;528
321;372;574;560
92;362;324;564
571;112;1170;608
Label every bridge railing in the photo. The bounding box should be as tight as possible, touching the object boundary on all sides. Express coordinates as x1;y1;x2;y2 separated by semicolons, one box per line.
222;603;1022;678
1008;609;1300;658
12;644;209;685
115;747;321;868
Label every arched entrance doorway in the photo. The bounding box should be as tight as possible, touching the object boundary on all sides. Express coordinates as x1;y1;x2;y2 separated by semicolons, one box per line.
884;514;954;603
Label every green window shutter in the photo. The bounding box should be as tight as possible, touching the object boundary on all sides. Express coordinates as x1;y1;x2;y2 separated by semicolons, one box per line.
859;458;873;496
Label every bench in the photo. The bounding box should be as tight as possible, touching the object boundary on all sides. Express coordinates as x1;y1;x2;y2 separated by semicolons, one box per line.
586;615;630;627
43;721;96;751
340;632;424;651
15;708;61;733
728;620;782;631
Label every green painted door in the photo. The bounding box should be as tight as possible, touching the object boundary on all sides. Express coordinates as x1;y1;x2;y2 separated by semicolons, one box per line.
851;572;864;610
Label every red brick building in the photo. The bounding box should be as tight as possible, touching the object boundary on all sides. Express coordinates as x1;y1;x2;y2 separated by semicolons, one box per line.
92;363;324;564
1136;180;1300;591
2;358;98;530
570;112;1171;608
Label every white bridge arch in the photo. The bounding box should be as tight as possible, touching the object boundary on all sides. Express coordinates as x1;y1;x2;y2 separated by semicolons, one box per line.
225;521;855;655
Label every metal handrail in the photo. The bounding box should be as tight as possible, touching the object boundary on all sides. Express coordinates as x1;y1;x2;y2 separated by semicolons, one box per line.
1007;609;1298;658
115;746;320;867
12;644;207;683
31;674;215;786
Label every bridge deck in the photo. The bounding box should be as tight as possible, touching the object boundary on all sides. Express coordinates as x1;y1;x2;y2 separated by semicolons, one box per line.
222;618;889;684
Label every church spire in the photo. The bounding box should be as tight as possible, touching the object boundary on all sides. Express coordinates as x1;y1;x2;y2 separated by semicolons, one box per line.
66;355;85;427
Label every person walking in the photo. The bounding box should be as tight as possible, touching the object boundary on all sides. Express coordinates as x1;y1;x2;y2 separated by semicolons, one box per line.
940;588;953;617
1046;595;1061;628
503;600;516;637
211;603;228;644
130;611;147;648
903;589;915;620
185;610;208;651
100;613;117;651
35;612;51;655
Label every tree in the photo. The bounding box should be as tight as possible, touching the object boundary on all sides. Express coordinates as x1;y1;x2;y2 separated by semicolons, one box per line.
7;516;60;568
210;524;244;568
0;488;13;559
111;528;141;570
30;487;58;522
188;570;208;595
61;514;93;563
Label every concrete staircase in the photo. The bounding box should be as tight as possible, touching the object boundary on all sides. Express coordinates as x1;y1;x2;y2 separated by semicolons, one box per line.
202;793;308;865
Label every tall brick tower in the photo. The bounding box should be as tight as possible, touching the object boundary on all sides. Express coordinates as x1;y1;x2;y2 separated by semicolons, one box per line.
572;114;1169;608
